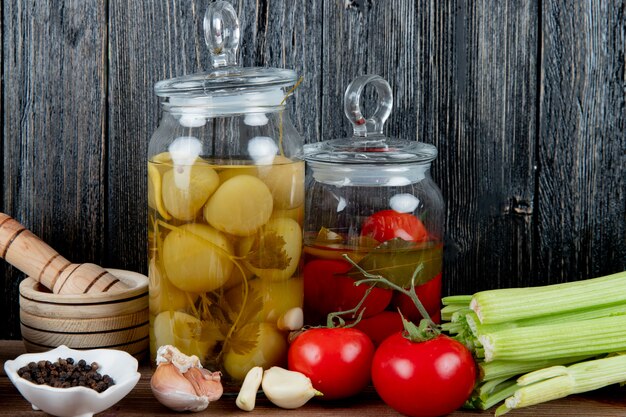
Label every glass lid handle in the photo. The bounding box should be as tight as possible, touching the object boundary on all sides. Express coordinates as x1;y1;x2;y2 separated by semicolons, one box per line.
343;75;393;137
204;1;240;68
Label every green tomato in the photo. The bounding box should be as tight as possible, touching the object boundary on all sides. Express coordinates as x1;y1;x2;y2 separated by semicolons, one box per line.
162;223;234;293
243;217;302;281
204;175;273;236
162;163;219;221
151;311;220;361
148;258;197;315
223;323;287;381
225;277;303;323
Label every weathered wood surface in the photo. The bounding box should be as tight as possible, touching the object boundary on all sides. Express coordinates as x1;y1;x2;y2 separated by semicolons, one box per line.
1;0;625;339
538;0;626;284
2;0;108;338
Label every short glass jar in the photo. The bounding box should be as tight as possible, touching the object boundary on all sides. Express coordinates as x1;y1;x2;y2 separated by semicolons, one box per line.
147;1;304;383
303;75;444;338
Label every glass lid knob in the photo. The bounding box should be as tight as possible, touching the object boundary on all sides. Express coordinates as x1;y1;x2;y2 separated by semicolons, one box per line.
204;1;241;69
343;74;393;137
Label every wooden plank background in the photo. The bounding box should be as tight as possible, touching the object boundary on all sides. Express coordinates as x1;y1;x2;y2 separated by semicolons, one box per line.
1;0;624;340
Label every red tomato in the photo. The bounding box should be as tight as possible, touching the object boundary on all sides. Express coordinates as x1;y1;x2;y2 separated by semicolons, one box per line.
352;311;404;346
288;327;375;400
361;210;429;243
392;273;442;324
372;333;476;417
303;259;392;323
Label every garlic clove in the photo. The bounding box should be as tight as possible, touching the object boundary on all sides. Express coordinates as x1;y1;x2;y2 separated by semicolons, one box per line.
262;366;323;409
151;363;209;412
183;367;223;402
236;366;263;411
277;307;304;331
150;345;224;412
152;386;210;412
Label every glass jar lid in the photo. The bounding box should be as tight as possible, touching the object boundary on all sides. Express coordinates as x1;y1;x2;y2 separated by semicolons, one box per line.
154;1;297;106
304;75;437;165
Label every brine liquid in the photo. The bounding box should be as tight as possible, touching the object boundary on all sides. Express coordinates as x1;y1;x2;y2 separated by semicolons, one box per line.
148;154;304;383
303;240;443;326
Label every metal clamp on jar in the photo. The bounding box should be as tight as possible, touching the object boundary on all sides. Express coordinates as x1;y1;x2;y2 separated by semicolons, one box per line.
303;75;444;341
148;1;304;383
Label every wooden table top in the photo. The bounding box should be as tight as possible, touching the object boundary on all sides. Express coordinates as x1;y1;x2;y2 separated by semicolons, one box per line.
1;340;626;416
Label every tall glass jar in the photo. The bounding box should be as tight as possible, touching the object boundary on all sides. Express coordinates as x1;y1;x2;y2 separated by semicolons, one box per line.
303;75;444;343
147;1;304;383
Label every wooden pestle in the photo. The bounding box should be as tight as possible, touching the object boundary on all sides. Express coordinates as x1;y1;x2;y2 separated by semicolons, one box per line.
0;213;129;294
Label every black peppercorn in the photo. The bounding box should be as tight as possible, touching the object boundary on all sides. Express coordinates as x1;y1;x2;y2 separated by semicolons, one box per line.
17;357;115;392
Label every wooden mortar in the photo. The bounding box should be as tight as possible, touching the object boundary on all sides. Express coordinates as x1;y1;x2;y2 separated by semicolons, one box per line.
19;268;149;358
0;213;129;294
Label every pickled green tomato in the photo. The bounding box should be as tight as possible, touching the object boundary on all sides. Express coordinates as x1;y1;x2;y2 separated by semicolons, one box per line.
271;206;304;224
257;157;305;209
161;163;220;221
148;259;196;315
225;277;303;322
218;166;258;183
148;152;174;220
204;175;273;236
243;217;303;281
222;261;255;291
162;223;234;293
152;311;221;361
223;323;288;380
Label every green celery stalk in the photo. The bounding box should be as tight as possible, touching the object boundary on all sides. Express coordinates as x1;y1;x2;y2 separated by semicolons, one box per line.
441;304;470;321
478;380;519;410
468;304;626;336
441;322;463;333
441;295;472;306
479;355;595;381
471;270;626;324
479;315;626;362
476;376;511;399
495;354;626;416
445;310;483;351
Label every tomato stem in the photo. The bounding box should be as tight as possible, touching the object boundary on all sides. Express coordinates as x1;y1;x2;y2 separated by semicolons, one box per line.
326;286;373;328
342;254;440;339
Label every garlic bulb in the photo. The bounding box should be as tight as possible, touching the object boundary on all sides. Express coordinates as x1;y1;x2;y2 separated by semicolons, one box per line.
261;366;322;409
150;345;223;412
236;366;263;411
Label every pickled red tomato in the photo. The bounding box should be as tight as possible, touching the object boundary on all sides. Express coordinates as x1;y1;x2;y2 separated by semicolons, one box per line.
162;223;234;293
204;175;273;236
223;322;288;381
242;217;303;281
392;273;443;323
161;163;220;221
352;311;405;347
361;210;429;243
225;277;303;323
303;259;392;321
257;157;305;210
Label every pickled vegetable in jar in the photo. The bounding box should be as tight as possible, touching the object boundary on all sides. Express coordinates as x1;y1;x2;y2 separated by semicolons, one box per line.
147;1;303;384
303;75;444;335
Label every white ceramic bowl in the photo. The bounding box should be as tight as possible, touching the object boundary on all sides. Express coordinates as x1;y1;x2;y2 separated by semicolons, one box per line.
4;345;140;417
